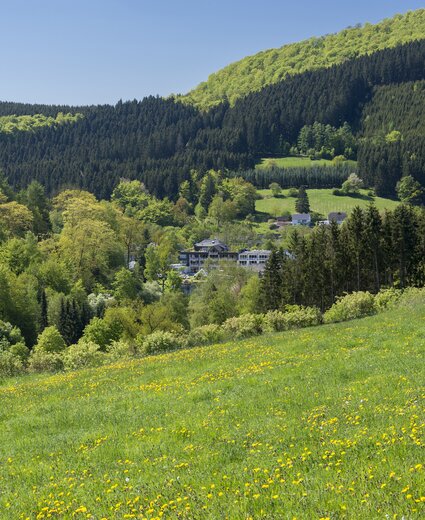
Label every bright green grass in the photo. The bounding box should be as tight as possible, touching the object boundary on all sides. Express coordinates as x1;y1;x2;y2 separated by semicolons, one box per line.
1;302;424;518
256;157;337;169
256;188;399;217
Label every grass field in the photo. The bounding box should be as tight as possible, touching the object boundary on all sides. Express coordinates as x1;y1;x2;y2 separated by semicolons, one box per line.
1;300;424;518
256;157;357;169
256;188;400;217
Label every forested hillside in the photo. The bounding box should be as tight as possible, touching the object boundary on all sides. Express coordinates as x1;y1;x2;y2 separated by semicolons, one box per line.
182;9;425;109
0;19;425;199
359;81;425;196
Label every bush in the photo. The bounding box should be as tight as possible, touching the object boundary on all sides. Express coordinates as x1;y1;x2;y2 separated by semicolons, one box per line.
187;324;225;347
324;292;376;323
263;306;322;332
35;326;66;353
288;188;298;198
9;342;30;362
374;288;402;311
332;188;343;196
28;348;63;373
105;340;139;362
138;331;185;355
222;314;264;339
0;350;24;377
62;341;104;371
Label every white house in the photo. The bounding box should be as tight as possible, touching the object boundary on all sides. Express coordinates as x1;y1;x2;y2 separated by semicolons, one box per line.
238;250;271;269
291;213;311;226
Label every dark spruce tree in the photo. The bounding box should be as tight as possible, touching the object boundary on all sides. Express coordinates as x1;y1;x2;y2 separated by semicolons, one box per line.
295;186;310;214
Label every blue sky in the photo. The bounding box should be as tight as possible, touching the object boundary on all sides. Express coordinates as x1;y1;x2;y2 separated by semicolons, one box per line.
1;0;423;105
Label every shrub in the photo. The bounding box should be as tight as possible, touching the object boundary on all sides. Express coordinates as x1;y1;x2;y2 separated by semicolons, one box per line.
105;340;138;362
374;288;402;311
138;331;185;355
324;292;376;323
332;188;343;196
8;342;30;362
0;350;24;377
263;306;322;332
187;324;225;347
288;188;298;198
28;348;63;373
62;341;104;371
35;326;66;353
222;314;264;339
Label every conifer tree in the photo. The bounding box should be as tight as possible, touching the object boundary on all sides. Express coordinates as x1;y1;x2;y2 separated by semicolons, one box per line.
295;186;310;213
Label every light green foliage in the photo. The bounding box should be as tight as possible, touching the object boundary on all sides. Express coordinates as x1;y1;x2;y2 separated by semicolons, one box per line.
396;175;425;205
138;330;185;355
0;350;23;377
28;348;63;373
83;307;138;350
221;177;257;217
342;173;364;194
257;156;336;169
188;263;249;328
324;291;377;323
374;287;403;311
207;195;237;224
105;340;138;362
222;313;264;339
238;275;262;314
62;340;104;371
385;130;403;143
139;300;183;335
1;298;424;518
0;112;83;134
0;234;41;275
35;326;66;353
296;122;356;159
186;324;225;347
0;201;34;238
183;9;425;109
262;306;323;332
269;182;282;197
112;268;139;301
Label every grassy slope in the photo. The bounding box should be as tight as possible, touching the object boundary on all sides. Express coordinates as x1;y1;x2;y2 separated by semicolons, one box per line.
256;157;336;169
182;9;425;109
1;303;425;518
256;188;399;217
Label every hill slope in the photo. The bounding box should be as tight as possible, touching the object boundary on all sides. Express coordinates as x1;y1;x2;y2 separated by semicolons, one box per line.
1;299;424;518
183;9;425;109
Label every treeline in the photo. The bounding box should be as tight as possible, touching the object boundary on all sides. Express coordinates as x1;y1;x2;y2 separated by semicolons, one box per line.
233;162;356;189
260;205;425;311
0;41;424;198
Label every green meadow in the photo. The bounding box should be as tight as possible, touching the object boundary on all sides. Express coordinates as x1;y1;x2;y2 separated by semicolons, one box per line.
1;298;424;519
256;188;400;217
256;157;339;169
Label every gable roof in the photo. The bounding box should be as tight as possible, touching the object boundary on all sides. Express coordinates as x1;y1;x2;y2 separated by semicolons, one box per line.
328;211;347;221
292;213;311;220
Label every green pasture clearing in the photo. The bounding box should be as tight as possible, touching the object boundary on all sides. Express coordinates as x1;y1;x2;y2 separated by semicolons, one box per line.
256;157;357;169
256;188;399;217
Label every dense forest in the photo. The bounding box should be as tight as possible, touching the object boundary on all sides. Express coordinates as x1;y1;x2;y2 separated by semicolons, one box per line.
0;37;424;200
182;8;425;109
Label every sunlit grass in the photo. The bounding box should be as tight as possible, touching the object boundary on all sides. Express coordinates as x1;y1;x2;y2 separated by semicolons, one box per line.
0;301;424;518
256;188;399;217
